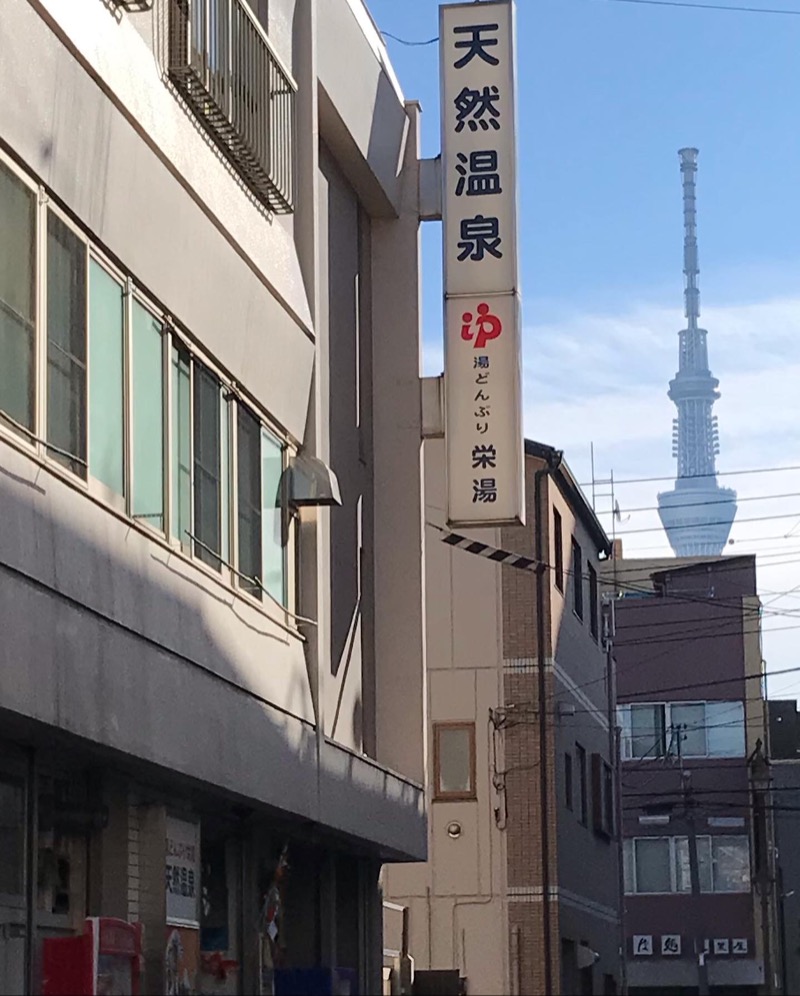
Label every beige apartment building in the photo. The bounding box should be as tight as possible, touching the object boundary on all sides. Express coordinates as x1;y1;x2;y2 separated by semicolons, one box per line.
385;439;622;996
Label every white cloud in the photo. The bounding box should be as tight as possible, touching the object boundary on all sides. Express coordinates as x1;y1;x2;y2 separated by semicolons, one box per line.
516;293;800;690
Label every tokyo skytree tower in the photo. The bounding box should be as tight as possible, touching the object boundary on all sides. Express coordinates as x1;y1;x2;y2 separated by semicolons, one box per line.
657;148;737;556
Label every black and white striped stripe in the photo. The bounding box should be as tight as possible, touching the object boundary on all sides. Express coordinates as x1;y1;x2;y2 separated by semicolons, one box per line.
440;529;542;573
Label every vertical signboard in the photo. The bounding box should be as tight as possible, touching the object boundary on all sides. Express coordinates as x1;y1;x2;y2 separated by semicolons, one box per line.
440;1;524;527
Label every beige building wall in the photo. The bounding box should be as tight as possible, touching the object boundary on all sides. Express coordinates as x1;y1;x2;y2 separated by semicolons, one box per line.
384;436;509;996
386;441;619;996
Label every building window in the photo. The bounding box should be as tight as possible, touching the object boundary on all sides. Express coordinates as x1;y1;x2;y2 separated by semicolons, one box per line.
588;563;598;640
631;837;672;893
46;211;87;477
625;835;750;894
576;743;587;826
237;405;262;598
0;156;292;617
89;260;126;498
193;363;223;570
591;753;614;838
0;160;36;437
571;539;583;619
167;0;296;213
261;428;285;604
131;301;165;531
564;751;573;811
554;507;563;592
618;701;745;760
434;723;476;801
172;343;192;551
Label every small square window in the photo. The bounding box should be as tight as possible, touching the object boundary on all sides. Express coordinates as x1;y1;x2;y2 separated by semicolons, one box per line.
434;723;476;801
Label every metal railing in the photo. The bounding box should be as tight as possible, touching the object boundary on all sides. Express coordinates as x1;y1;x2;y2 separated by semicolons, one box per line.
168;0;296;213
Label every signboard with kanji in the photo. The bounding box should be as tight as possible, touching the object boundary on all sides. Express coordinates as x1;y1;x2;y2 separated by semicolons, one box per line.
165;815;200;927
440;1;524;526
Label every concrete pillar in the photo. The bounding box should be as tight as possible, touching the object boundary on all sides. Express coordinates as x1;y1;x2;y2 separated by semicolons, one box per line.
370;100;426;786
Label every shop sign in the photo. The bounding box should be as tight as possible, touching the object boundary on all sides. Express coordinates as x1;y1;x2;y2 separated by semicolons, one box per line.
440;1;524;527
165;815;200;927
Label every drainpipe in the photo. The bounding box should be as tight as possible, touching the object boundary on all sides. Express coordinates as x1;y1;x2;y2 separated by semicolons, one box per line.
534;450;562;996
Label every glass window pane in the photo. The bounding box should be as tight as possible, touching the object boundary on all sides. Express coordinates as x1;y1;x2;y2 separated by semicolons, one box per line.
261;429;284;604
631;705;665;759
171;345;191;551
671;702;706;758
47;212;86;476
712;836;750;892
89;261;124;495
675;835;712;893
0;162;36;433
634;838;672;893
437;727;472;795
707;701;745;758
132;302;164;529
0;777;25;895
237;406;261;598
194;364;221;570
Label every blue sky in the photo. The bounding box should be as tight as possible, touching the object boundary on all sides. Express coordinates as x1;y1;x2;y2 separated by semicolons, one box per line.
368;0;800;696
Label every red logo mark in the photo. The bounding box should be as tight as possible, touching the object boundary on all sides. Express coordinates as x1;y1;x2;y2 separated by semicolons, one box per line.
461;303;502;349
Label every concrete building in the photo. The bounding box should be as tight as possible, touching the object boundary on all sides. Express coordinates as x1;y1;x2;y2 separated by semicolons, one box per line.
385;440;621;996
0;1;427;993
606;555;777;994
767;699;800;996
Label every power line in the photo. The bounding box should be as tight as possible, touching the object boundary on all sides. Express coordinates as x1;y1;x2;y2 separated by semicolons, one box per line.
615;509;800;537
599;0;800;13
597;490;800;517
580;462;800;489
380;31;439;46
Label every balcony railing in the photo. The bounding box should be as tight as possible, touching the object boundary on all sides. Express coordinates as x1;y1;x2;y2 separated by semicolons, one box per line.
168;0;296;213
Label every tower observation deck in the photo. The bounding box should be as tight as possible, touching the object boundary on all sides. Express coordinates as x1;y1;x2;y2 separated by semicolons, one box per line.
657;148;737;556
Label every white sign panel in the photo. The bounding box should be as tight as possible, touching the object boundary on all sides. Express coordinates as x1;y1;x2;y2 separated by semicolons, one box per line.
441;1;524;527
165;816;200;926
633;935;653;956
661;934;681;956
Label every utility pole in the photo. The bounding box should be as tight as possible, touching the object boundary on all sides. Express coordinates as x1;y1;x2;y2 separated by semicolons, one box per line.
604;597;627;995
681;767;710;996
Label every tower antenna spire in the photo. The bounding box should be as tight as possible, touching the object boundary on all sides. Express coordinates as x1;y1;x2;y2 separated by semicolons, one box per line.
657;148;737;556
680;147;700;331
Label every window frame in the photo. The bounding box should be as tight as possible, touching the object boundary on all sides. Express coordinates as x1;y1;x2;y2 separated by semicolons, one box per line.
576;742;588;826
564;750;573;811
0;149;39;445
571;538;583;620
588;562;599;641
43;202;90;484
433;722;477;802
618;701;746;761
0;158;298;626
624;834;751;895
553;507;564;593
